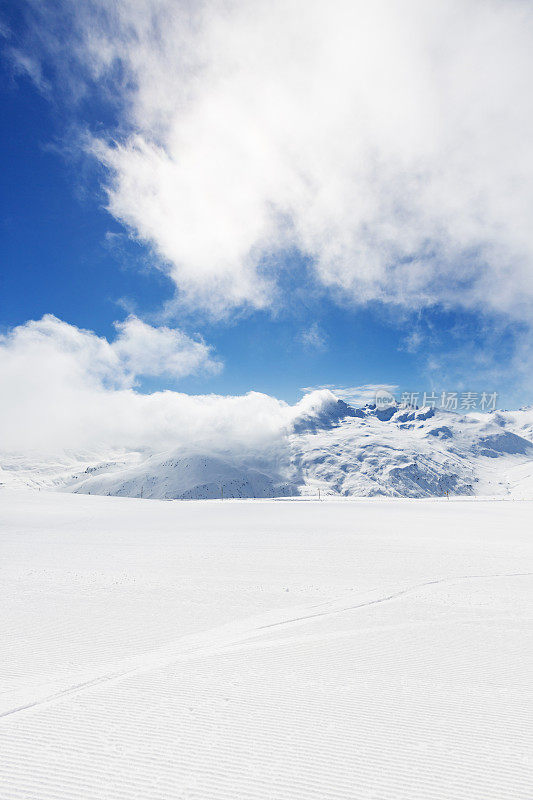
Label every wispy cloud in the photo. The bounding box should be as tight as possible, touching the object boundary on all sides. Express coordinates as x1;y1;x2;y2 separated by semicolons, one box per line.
300;323;327;352
301;384;399;407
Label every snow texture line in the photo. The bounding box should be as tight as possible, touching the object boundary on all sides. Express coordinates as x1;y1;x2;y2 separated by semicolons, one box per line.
1;571;530;723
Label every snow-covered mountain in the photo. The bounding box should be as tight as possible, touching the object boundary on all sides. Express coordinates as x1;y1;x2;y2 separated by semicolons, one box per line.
2;392;533;499
291;400;533;498
66;453;296;501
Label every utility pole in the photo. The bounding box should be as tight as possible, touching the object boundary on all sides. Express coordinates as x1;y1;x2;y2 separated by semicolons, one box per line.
221;485;223;500
318;487;321;501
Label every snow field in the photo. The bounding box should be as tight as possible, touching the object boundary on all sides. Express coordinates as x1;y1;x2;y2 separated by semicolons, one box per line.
0;491;531;799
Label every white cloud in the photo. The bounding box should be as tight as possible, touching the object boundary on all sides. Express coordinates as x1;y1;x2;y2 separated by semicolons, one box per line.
14;0;533;320
0;315;223;451
112;315;221;381
0;314;336;454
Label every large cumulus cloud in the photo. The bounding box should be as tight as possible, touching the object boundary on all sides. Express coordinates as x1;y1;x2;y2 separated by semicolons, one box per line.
11;0;533;318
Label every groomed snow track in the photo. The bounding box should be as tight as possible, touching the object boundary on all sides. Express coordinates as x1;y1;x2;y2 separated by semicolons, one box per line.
0;491;531;799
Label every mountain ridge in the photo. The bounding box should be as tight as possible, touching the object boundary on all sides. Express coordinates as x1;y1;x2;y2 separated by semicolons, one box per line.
2;393;533;500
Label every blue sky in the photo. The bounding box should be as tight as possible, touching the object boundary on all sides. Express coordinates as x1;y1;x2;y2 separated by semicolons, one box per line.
1;0;532;412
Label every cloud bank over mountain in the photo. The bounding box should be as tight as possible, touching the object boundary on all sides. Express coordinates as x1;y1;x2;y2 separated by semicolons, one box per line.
0;315;262;453
3;315;533;501
0;314;335;455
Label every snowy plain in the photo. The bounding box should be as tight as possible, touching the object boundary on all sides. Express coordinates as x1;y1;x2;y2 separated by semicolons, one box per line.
0;489;531;799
